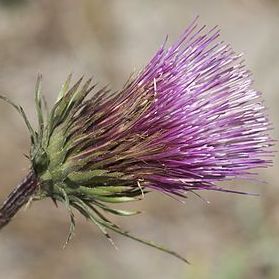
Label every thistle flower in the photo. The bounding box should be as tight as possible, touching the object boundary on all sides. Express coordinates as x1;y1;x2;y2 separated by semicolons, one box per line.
0;18;273;263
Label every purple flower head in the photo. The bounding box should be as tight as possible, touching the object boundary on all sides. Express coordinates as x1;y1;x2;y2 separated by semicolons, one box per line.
69;18;273;197
0;18;274;263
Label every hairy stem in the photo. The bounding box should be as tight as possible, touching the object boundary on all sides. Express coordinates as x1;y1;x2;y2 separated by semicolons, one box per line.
0;170;38;230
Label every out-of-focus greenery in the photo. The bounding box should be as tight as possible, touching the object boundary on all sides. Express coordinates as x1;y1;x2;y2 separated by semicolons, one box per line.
0;0;27;8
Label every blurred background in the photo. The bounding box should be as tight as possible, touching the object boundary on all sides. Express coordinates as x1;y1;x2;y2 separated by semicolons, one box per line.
0;0;278;278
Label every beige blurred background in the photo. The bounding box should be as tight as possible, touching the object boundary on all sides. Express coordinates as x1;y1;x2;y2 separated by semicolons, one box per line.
0;0;278;278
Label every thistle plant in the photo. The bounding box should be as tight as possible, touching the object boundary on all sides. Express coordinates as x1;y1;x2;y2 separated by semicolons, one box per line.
0;19;273;263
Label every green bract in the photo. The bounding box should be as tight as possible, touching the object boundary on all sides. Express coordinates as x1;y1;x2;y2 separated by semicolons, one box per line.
0;75;188;263
32;76;143;203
